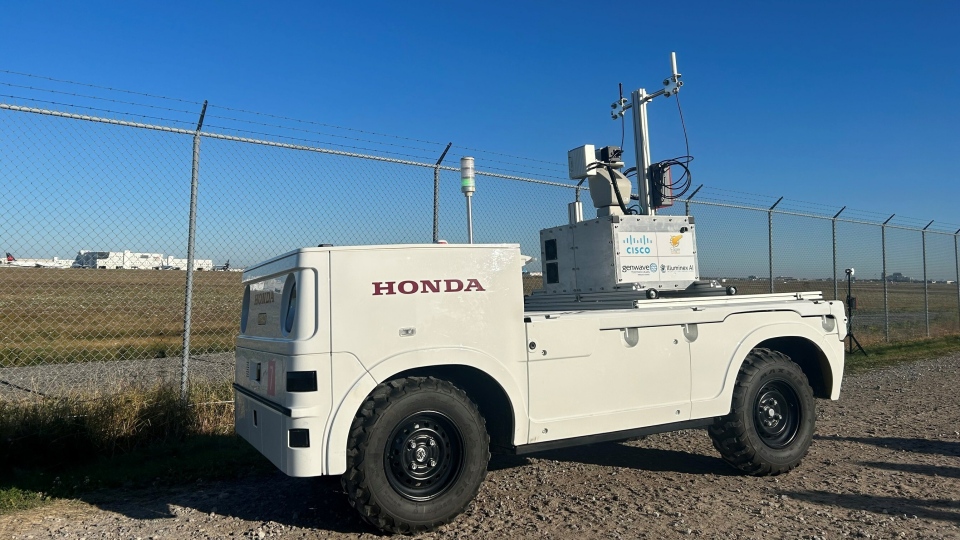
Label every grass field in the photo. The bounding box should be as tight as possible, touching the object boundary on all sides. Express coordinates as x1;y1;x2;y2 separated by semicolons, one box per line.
1;270;957;370
0;268;242;367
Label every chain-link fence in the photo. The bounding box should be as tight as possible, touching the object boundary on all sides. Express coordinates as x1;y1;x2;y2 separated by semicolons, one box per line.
2;83;959;401
667;192;960;347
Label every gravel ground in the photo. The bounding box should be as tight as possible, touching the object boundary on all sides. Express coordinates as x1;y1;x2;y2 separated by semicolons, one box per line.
3;355;959;539
0;353;234;400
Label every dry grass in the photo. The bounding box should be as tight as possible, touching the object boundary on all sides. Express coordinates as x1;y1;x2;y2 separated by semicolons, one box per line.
0;268;242;367
0;381;261;515
0;382;234;469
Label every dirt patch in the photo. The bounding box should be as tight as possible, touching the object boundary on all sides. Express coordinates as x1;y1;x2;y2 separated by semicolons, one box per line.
3;356;960;539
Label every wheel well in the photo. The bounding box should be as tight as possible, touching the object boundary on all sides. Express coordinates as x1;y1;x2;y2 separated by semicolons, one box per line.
755;337;832;398
388;365;515;453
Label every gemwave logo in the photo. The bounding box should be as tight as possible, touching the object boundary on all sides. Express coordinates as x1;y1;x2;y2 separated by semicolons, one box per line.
621;264;657;274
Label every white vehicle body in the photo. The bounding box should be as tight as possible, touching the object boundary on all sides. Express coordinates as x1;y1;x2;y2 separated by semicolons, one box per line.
232;52;847;535
234;243;846;478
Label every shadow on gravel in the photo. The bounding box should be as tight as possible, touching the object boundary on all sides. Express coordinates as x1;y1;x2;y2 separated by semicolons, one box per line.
783;490;960;524
80;472;377;536
490;441;736;476
67;440;732;534
815;435;960;457
860;461;960;479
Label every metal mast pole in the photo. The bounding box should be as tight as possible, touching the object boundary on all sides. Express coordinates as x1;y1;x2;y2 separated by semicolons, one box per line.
631;88;653;215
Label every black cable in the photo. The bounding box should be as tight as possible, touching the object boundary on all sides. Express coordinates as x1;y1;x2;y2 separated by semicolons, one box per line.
651;156;693;201
606;164;632;214
676;89;690;158
648;90;694;204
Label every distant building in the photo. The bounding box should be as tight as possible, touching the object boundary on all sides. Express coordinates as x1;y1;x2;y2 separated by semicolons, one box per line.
888;272;910;283
72;250;212;270
164;256;213;271
73;250;163;269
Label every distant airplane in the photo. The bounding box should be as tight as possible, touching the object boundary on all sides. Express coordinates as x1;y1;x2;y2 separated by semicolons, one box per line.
214;259;231;271
5;252;34;267
5;252;61;268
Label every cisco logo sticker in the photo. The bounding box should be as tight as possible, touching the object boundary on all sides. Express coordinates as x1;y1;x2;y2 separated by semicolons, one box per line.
622;234;655;255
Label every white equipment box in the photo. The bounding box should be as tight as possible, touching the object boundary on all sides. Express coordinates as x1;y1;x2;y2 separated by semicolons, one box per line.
539;214;698;294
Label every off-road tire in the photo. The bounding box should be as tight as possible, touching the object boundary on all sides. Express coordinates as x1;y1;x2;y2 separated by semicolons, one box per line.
708;348;816;476
341;377;490;533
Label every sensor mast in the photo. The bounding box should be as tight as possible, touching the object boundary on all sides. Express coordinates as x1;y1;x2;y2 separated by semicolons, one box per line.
612;52;683;215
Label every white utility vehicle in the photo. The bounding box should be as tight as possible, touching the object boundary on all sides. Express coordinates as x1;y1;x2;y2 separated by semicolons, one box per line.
234;54;847;533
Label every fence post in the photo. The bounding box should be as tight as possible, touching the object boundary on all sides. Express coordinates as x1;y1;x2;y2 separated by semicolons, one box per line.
882;214;894;342
955;229;960;332
832;206;846;301
768;197;783;294
432;143;452;243
922;221;933;337
181;100;207;402
685;184;703;216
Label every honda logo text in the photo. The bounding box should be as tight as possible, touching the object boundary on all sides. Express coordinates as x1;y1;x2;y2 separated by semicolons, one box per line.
254;291;276;305
372;279;486;296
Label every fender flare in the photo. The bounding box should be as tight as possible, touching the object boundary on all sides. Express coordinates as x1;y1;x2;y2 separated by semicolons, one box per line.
714;321;843;412
324;347;528;475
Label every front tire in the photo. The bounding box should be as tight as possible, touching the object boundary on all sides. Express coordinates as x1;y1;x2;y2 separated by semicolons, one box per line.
341;377;490;533
708;348;816;475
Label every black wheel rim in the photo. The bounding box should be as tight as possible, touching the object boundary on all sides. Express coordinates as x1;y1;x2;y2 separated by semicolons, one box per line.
753;379;801;449
384;411;465;501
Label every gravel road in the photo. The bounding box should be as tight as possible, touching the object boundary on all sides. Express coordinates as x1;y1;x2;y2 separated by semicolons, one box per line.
3;356;959;539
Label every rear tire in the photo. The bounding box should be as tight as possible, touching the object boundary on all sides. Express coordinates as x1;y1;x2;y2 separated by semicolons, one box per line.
341;377;490;533
708;348;815;475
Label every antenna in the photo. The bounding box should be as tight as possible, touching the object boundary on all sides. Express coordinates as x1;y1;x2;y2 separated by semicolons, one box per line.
611;52;684;215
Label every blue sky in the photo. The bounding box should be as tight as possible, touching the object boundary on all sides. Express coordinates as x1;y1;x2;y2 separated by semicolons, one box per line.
1;1;958;275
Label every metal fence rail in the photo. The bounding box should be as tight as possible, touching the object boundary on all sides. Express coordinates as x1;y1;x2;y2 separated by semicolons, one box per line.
2;97;959;400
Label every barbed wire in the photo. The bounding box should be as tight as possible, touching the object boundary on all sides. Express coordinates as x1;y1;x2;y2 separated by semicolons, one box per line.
0;68;956;232
204;112;447;155
208;103;447;147
0;69;203;105
202;123;442;162
450;144;570;169
0;81;200;116
0;94;196;127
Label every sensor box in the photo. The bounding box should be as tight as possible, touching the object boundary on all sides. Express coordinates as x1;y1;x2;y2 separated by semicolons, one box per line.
539;214;698;294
